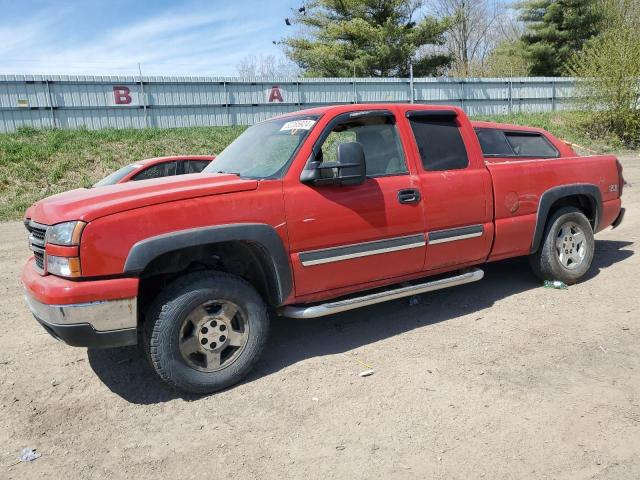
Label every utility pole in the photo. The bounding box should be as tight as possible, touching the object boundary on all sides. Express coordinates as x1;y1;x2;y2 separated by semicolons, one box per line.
409;62;414;104
138;62;149;128
353;63;357;104
460;0;469;75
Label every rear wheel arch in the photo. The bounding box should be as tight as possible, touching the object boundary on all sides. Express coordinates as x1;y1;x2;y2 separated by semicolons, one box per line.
531;184;601;254
124;224;292;310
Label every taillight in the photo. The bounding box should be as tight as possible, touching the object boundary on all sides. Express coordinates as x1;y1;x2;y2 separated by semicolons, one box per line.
616;159;624;196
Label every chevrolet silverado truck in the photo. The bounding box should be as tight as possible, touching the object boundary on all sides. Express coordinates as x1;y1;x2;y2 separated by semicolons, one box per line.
22;104;625;394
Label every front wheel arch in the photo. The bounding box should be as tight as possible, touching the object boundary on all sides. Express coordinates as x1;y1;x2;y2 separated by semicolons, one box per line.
124;223;293;307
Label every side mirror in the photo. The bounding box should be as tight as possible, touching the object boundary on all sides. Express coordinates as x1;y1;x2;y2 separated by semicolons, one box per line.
300;142;367;186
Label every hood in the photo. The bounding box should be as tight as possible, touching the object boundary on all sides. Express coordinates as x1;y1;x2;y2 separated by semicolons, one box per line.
29;173;258;225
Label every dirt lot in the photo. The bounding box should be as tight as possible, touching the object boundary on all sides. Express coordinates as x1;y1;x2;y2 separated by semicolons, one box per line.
1;154;638;480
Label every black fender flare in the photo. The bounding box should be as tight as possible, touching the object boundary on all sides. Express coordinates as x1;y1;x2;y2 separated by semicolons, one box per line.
123;223;292;305
530;183;602;254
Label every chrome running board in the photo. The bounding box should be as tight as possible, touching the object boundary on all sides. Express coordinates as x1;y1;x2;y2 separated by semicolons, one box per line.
280;268;484;319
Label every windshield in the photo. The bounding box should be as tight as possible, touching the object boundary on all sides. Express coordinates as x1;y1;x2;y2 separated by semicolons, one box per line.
93;164;139;187
203;115;319;178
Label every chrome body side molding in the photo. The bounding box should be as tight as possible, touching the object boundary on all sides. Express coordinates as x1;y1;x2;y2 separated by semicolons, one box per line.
299;234;426;267
427;225;483;245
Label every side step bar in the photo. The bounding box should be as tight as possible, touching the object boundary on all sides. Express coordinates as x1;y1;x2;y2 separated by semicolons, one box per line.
280;268;484;319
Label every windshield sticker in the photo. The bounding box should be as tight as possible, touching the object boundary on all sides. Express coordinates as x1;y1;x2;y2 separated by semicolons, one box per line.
280;119;316;132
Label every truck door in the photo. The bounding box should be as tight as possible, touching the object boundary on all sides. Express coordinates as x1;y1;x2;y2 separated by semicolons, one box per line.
403;110;493;271
284;110;426;297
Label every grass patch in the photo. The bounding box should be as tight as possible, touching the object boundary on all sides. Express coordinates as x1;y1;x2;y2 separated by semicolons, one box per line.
0;111;626;221
0;126;246;221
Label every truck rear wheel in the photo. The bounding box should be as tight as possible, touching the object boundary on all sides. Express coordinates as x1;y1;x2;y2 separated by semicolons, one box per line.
143;271;269;394
529;206;595;285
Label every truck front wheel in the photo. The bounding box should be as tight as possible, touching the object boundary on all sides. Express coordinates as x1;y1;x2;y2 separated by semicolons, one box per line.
143;271;269;394
529;206;595;285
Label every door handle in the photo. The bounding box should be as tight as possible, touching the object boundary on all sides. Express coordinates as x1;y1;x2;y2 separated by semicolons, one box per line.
397;188;421;204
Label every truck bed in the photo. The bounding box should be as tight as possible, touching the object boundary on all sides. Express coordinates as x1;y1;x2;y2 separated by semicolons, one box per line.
486;155;622;261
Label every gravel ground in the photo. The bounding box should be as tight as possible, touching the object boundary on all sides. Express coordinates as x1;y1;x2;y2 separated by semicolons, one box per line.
1;154;638;480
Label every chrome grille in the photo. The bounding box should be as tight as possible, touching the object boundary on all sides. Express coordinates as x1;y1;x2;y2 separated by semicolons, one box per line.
30;226;46;243
33;247;45;270
26;221;49;274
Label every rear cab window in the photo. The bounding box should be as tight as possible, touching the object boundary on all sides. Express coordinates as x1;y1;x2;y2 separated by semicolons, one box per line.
407;112;469;171
475;128;559;159
475;129;513;156
505;132;559;157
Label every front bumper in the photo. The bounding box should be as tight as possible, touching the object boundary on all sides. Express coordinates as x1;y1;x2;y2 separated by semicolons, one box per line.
22;258;139;348
24;293;137;348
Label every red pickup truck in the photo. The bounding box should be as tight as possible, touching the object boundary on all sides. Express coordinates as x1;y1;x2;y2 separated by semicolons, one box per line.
22;104;625;394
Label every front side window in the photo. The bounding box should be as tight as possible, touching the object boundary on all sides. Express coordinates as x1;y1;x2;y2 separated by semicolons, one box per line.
184;160;211;174
133;161;177;181
319;114;407;177
408;116;469;171
203;115;318;179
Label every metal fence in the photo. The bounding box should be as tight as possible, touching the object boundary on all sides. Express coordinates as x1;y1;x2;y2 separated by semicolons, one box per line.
0;74;577;133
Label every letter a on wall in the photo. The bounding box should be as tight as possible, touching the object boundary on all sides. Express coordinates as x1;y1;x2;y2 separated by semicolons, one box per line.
113;86;132;105
268;86;284;102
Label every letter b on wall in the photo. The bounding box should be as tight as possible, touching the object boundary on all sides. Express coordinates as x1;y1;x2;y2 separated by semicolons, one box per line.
113;86;132;105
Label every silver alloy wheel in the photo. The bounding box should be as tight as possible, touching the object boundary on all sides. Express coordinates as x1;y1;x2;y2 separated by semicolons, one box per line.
178;300;249;372
555;221;587;270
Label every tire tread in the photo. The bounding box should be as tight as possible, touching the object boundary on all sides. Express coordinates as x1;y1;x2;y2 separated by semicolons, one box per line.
143;271;269;394
529;206;595;285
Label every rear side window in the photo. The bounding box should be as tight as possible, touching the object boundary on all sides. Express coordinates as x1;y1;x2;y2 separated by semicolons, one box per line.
133;161;178;181
475;128;514;156
504;132;558;157
408;117;469;171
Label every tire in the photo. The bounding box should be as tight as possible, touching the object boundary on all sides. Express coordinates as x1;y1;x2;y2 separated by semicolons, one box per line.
529;206;595;285
143;271;269;394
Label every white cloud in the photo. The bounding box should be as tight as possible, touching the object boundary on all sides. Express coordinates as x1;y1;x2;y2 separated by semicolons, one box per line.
0;8;68;57
0;2;283;76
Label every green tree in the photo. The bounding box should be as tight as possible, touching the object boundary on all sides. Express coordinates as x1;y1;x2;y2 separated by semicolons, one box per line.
483;39;531;77
518;0;603;76
594;0;640;30
281;0;451;77
567;0;640;145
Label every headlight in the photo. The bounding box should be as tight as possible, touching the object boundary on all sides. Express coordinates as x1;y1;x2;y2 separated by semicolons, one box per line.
47;256;82;278
46;221;86;246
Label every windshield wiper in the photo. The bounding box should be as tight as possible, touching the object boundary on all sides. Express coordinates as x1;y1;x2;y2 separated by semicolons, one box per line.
215;170;241;176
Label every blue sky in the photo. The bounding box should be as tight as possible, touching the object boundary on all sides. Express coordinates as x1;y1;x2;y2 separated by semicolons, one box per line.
0;0;301;76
